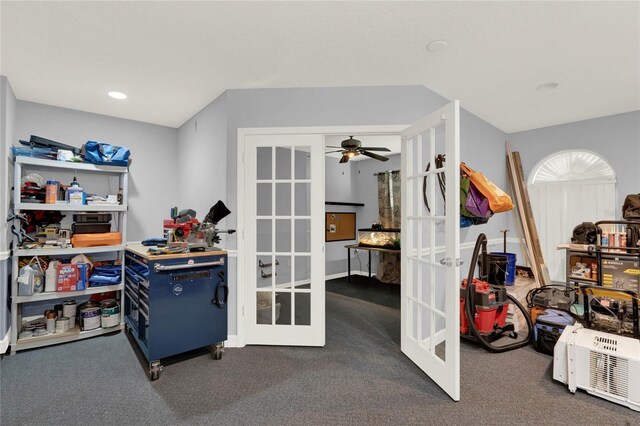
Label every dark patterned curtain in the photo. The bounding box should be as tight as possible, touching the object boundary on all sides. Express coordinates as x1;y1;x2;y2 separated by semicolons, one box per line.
377;171;401;284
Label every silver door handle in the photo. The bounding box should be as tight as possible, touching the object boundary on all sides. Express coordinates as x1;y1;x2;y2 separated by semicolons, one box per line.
439;257;452;267
153;259;225;272
456;258;464;267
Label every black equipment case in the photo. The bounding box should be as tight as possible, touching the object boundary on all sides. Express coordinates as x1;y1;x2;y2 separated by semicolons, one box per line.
533;309;575;355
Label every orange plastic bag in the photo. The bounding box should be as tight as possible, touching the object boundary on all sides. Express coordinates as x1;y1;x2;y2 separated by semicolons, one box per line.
460;162;514;213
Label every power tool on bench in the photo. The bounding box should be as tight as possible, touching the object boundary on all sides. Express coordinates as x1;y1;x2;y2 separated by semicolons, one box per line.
164;201;236;251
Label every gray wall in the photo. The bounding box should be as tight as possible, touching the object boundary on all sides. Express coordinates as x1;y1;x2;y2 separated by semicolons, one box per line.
177;92;228;222
508;111;640;215
225;85;452;250
15;101;179;241
325;157;358;276
1;76;17;346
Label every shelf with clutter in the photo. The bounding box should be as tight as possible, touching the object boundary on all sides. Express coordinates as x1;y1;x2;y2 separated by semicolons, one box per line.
10;150;129;354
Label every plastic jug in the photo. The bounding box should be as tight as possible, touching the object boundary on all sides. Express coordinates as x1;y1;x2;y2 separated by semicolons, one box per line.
45;260;60;292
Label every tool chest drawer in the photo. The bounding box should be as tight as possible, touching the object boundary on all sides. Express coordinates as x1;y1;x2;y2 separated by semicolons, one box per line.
124;246;228;380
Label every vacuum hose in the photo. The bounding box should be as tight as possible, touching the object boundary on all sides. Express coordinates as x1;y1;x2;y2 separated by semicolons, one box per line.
465;233;533;353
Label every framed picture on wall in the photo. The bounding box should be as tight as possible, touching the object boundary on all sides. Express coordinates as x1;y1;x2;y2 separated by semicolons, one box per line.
325;212;356;242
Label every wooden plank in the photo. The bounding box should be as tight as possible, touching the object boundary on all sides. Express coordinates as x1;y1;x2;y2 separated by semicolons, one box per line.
505;142;545;287
513;151;551;285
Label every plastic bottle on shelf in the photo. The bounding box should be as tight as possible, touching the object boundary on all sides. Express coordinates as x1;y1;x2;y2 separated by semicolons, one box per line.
45;260;60;292
32;267;44;293
45;180;58;204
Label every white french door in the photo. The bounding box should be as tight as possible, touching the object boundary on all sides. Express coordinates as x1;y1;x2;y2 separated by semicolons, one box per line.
401;101;461;400
243;134;325;346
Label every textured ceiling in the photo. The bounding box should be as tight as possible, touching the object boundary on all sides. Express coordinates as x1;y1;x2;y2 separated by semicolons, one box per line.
1;1;638;132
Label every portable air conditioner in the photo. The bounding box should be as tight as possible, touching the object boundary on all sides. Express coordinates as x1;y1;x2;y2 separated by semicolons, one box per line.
554;324;640;411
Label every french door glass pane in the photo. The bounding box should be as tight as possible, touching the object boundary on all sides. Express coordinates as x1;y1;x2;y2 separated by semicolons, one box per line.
276;147;291;179
295;293;311;326
295;219;311;253
294;183;311;216
276;183;291;216
276;219;291;252
257;291;274;325
256;219;272;253
276;255;292;289
294;146;311;179
276;292;292;325
257;147;272;180
257;183;271;216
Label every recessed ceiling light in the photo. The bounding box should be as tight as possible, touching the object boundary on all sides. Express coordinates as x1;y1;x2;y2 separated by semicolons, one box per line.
108;91;127;100
426;40;448;52
536;83;559;92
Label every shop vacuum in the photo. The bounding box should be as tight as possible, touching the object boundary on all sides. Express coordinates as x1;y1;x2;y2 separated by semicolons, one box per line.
460;233;533;352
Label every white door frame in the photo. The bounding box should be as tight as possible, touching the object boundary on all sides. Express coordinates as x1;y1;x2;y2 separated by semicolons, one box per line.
236;125;407;347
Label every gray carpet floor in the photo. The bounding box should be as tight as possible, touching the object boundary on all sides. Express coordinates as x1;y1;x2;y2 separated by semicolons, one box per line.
1;280;639;425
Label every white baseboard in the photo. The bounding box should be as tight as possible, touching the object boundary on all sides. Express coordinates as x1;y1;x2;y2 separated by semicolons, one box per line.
225;334;239;348
0;328;9;354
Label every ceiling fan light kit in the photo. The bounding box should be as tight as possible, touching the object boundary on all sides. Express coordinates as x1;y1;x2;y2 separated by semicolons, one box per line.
328;136;391;164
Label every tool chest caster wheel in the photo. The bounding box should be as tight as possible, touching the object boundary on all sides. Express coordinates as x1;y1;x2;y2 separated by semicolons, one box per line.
211;343;224;360
150;361;163;380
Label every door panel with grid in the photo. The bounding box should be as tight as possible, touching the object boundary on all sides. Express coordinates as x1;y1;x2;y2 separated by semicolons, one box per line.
401;101;461;400
245;135;324;346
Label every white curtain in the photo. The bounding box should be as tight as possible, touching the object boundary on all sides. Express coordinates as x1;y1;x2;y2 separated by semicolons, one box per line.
528;150;616;283
529;182;616;282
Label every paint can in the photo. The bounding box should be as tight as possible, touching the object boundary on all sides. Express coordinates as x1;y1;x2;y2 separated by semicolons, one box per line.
46;317;56;334
79;302;101;331
56;317;70;333
63;300;77;329
100;299;120;329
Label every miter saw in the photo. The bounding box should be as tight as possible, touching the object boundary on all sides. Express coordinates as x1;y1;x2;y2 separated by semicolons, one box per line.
164;201;236;251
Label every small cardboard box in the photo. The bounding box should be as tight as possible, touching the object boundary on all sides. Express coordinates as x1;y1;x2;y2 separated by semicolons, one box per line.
57;264;78;292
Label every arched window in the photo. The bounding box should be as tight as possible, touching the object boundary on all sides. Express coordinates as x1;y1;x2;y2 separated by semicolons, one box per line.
528;150;616;282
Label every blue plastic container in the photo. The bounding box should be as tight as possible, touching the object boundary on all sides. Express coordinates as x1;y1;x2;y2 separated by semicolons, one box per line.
490;252;517;285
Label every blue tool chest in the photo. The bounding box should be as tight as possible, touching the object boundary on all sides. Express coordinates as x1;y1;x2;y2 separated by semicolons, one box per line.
124;245;228;380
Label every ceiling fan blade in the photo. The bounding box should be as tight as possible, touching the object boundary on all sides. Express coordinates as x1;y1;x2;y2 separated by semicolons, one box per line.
361;150;389;162
359;147;391;152
325;149;343;154
339;154;350;163
326;145;343;149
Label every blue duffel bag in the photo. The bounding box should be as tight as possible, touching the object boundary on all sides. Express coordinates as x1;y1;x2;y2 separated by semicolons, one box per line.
83;141;130;166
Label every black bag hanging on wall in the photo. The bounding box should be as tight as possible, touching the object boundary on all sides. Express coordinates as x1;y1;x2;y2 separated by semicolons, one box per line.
622;194;640;220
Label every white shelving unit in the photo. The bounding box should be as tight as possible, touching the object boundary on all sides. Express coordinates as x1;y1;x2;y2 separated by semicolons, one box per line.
10;156;128;354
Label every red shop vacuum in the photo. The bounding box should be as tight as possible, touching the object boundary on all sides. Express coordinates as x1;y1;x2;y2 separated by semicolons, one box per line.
460;233;533;352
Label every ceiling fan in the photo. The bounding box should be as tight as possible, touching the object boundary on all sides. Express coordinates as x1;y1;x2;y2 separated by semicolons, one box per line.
326;136;391;163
